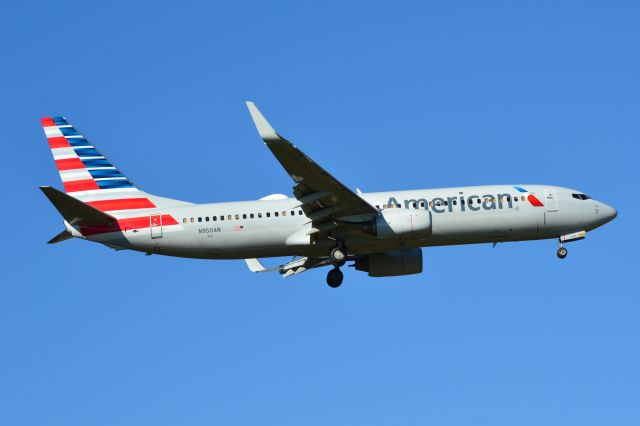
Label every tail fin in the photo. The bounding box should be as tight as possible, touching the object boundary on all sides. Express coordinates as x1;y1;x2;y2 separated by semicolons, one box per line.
41;116;139;196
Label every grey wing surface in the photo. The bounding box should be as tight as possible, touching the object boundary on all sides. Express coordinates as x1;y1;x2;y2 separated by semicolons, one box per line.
246;102;378;232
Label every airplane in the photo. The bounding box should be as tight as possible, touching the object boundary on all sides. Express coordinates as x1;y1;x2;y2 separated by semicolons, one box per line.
40;102;617;288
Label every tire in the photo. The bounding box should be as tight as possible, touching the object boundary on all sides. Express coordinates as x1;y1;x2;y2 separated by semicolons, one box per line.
557;247;568;259
326;268;343;288
330;247;347;266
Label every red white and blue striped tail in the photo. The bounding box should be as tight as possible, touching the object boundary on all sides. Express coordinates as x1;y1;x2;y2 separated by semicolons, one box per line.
41;116;190;238
41;116;140;196
40;116;190;221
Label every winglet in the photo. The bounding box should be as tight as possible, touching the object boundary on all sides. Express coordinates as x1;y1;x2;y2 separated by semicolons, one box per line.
246;101;280;141
245;258;268;273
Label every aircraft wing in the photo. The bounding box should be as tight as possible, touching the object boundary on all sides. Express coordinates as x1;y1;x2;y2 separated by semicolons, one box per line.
246;102;378;229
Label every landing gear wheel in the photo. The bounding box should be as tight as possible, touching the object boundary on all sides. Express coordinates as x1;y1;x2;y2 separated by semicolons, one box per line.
557;247;568;259
330;247;347;266
326;267;343;288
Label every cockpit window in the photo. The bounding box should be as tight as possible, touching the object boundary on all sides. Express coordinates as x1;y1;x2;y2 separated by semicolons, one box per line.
572;193;591;200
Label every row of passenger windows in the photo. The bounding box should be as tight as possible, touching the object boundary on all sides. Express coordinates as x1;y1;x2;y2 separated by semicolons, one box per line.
183;209;305;224
374;195;526;209
182;194;528;224
572;193;591;200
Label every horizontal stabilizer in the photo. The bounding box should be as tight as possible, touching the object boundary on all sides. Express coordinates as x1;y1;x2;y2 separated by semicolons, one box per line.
47;229;73;244
40;186;115;226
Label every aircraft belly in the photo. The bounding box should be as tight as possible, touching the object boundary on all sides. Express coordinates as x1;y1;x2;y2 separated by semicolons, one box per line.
429;209;540;244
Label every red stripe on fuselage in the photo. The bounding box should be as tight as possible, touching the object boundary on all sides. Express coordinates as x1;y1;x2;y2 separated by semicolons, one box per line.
80;214;179;236
48;136;70;148
86;198;157;211
56;157;85;171
64;179;100;192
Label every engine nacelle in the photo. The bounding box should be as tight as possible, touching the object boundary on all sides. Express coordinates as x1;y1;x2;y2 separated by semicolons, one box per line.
355;248;423;277
363;209;432;240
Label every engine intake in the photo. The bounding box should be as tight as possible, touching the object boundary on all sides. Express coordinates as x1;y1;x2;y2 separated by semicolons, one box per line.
355;248;423;277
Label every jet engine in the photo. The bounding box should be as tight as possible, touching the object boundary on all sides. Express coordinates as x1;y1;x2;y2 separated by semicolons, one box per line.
362;209;432;240
354;248;423;277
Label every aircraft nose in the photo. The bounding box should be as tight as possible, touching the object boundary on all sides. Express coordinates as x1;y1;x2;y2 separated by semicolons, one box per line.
599;203;617;224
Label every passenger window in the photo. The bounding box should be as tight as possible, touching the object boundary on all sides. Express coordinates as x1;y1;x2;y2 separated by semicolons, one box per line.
521;196;525;201
298;210;303;215
412;202;417;208
376;205;380;209
198;217;202;222
227;215;232;220
452;200;457;205
250;213;254;219
429;202;433;208
258;213;262;218
242;214;247;219
275;212;279;217
183;218;187;224
291;210;295;216
514;196;518;202
235;214;240;220
190;218;194;223
220;215;224;221
282;211;287;216
420;202;425;208
213;216;217;221
267;212;271;217
205;216;209;222
383;204;387;209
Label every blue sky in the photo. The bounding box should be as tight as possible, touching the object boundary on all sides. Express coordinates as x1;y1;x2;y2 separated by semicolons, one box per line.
2;1;638;424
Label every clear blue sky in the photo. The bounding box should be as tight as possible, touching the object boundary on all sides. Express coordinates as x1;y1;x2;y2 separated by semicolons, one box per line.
2;1;638;425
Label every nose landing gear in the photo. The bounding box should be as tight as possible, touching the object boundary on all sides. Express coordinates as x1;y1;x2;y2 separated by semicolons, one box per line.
557;239;568;259
557;246;568;259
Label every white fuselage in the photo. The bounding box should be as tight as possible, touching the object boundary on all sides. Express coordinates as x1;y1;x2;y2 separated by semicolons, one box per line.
84;184;617;260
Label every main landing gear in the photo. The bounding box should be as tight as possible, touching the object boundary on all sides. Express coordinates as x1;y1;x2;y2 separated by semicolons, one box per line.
326;243;347;288
326;267;344;288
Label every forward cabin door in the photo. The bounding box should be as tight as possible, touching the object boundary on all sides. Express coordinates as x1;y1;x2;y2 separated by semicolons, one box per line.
545;189;558;212
543;188;560;234
150;214;163;239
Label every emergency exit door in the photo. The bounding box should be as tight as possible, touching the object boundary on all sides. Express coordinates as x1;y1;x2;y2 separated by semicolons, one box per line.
150;214;163;239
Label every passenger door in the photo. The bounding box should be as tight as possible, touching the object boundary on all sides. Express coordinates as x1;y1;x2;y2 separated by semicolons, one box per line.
150;214;163;239
544;189;558;212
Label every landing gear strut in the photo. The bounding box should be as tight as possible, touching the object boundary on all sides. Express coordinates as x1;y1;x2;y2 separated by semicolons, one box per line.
326;267;343;288
557;241;568;259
